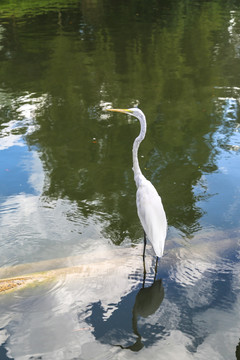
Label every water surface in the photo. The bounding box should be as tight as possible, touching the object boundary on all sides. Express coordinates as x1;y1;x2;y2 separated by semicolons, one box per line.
0;1;240;359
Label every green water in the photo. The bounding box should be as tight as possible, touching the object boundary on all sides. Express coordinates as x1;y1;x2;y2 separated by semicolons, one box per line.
0;0;240;359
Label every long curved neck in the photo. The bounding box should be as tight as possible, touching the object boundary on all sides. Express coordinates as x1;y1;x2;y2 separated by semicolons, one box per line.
132;113;147;184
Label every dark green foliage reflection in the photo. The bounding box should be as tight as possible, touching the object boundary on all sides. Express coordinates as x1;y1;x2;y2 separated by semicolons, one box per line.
0;0;239;243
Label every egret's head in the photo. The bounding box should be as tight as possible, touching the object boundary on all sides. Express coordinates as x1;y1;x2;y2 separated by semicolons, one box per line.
106;107;144;120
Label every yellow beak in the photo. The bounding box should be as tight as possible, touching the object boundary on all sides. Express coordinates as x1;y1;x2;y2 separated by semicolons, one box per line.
106;108;132;114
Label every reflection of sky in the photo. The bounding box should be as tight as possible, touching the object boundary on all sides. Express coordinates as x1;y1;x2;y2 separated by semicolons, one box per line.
0;93;109;267
0;111;239;359
0;230;239;360
0;96;44;195
0;5;239;360
0;146;37;197
194;96;240;230
0;78;239;360
196;152;240;229
0;128;24;150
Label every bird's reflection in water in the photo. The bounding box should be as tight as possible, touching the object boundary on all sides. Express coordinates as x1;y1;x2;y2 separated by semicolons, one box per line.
84;261;164;351
236;339;240;359
118;275;164;351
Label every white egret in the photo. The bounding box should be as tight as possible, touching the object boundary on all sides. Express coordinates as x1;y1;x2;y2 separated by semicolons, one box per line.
106;108;167;261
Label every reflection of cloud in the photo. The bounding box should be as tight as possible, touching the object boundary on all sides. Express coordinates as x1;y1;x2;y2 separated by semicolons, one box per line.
0;120;25;150
15;93;47;122
0;144;107;266
193;276;240;360
0;133;24;150
0;229;239;359
1;246;145;359
224;185;240;223
22;150;44;194
219;166;228;174
169;248;217;288
0;92;47;150
0;192;110;267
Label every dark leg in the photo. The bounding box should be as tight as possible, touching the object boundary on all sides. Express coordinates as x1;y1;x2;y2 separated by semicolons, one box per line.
142;231;147;287
154;257;158;282
143;231;147;260
142;256;146;288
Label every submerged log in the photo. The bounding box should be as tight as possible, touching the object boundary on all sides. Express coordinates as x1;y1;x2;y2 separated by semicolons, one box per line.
0;228;239;294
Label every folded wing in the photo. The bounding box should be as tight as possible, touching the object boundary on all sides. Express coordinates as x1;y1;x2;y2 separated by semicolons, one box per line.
136;177;167;258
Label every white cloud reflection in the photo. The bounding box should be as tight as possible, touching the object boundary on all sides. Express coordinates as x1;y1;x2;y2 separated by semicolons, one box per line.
0;229;239;360
0;92;47;150
0;119;25;150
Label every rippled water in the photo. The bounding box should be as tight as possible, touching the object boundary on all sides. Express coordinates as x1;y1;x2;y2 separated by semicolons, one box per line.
0;1;240;359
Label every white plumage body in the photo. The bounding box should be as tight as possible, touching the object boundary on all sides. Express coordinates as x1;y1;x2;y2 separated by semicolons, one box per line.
136;174;167;258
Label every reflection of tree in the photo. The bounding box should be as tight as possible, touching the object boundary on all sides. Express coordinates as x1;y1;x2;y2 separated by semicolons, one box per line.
0;0;239;241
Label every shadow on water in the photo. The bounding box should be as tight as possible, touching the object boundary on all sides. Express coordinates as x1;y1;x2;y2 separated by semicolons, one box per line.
85;262;164;352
